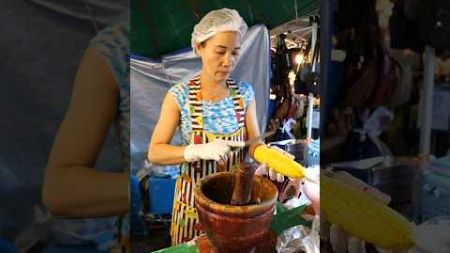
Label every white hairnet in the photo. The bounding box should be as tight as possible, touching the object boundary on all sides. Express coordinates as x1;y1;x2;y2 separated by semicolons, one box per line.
191;8;248;52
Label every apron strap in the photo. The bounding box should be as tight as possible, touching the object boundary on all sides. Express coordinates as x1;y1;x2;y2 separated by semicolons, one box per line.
226;79;246;128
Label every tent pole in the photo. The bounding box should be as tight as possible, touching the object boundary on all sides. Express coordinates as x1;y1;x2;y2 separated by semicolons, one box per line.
310;21;318;72
419;46;436;155
320;0;333;133
307;93;314;140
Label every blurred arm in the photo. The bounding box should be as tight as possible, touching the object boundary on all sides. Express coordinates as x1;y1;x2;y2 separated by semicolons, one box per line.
42;46;128;218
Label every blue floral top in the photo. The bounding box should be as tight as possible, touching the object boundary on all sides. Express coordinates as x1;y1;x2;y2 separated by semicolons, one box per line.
168;80;255;145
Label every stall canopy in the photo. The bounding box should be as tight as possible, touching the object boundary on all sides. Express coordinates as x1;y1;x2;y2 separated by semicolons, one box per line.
131;0;318;58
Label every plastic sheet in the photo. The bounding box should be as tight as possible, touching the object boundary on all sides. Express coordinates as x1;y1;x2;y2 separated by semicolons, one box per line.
27;0;128;27
276;215;320;253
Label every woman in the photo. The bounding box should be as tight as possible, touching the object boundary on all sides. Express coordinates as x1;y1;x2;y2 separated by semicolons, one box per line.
148;8;263;245
42;22;130;252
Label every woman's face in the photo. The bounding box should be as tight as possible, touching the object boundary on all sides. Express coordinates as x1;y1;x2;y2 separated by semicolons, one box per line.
195;31;241;84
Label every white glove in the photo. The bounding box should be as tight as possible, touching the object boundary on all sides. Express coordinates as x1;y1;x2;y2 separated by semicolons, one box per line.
255;163;284;182
330;224;349;253
184;139;243;162
225;140;246;148
329;228;406;253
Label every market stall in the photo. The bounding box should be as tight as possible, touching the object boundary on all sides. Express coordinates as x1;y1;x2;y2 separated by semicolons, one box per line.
130;1;320;252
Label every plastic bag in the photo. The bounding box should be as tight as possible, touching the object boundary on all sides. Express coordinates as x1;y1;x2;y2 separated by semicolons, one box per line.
276;215;320;253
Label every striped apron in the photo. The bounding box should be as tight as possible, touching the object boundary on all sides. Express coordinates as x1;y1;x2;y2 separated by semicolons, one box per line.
170;77;247;245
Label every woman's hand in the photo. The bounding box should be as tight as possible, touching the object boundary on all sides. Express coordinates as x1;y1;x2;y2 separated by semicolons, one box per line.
300;166;320;212
255;163;321;213
184;139;244;164
255;163;285;182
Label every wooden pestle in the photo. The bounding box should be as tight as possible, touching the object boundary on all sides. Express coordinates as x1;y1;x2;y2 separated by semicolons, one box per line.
230;162;257;205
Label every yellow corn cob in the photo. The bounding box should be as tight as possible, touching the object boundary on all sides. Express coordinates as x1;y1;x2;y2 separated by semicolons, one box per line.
254;145;305;178
322;172;415;249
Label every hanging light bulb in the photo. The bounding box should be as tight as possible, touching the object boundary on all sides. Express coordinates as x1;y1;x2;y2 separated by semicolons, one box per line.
269;88;276;100
295;52;304;65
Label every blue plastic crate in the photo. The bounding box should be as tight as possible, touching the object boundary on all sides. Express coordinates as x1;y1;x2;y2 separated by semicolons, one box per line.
0;239;18;253
148;177;176;215
420;173;450;221
130;175;148;236
306;139;320;167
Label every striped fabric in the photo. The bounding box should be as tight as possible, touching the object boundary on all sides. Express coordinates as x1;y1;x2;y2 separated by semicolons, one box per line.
170;77;248;245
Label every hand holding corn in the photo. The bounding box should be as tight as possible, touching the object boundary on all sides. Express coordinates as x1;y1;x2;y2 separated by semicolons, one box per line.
322;170;415;252
253;144;306;179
